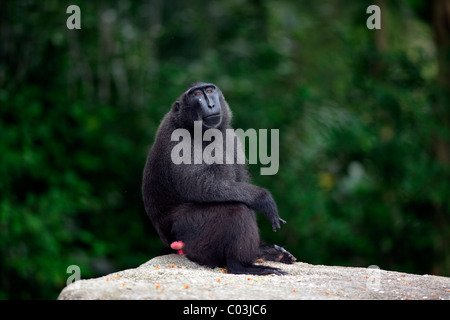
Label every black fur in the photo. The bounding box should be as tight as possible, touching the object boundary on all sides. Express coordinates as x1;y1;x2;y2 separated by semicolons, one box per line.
142;83;296;275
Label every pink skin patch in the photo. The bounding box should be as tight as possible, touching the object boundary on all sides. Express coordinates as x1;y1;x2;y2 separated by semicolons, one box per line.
170;241;184;250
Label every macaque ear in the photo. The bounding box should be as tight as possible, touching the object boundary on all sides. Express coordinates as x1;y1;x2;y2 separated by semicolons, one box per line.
173;101;180;112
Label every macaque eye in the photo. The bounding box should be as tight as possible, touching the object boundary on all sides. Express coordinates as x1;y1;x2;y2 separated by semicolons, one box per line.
206;88;214;94
194;91;202;96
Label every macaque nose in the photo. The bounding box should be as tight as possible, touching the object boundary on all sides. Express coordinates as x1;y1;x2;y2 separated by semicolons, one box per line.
205;96;214;109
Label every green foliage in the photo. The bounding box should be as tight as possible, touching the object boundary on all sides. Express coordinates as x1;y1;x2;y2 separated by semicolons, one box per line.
1;0;449;299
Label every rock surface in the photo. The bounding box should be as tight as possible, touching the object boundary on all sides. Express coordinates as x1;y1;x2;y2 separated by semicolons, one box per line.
58;254;450;300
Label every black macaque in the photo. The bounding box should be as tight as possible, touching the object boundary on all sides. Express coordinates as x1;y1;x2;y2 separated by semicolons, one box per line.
142;82;296;275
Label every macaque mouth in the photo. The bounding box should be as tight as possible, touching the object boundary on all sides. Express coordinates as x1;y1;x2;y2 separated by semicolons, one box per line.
203;113;221;126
